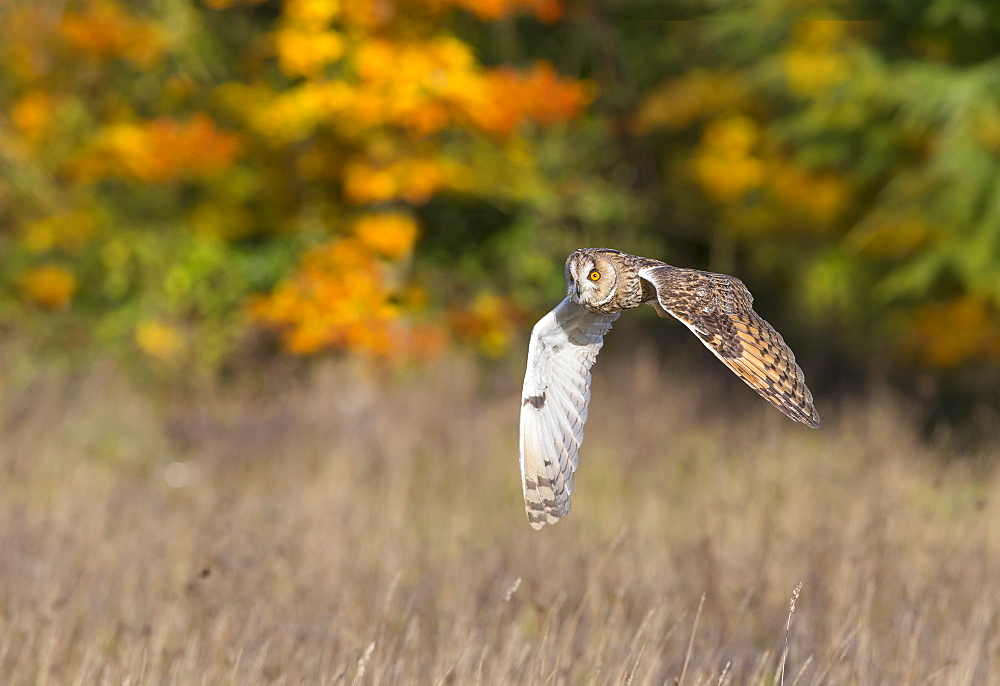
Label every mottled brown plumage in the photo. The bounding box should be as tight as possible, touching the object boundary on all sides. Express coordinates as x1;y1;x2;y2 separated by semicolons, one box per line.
520;248;819;529
638;263;818;428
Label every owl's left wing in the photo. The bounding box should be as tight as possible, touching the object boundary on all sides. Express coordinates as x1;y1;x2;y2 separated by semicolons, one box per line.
639;265;819;428
520;297;619;529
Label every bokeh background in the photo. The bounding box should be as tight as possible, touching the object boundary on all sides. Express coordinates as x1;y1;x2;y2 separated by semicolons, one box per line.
2;0;1000;683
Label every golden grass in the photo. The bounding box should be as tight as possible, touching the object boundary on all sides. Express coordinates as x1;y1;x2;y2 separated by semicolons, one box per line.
1;352;998;685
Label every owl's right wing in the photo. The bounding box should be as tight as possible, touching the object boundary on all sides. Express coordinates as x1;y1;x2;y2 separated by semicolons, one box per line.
520;297;619;529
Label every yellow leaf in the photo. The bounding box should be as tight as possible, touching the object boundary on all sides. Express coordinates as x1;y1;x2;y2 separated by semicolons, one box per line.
20;265;77;309
353;213;419;260
135;321;183;359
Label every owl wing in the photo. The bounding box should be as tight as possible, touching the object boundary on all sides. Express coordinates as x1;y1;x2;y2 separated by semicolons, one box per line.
520;297;620;529
638;265;820;428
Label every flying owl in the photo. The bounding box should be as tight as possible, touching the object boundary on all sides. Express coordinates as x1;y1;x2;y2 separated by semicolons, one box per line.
520;248;819;529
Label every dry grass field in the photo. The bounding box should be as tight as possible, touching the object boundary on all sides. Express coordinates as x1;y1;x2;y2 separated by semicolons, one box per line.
1;350;999;685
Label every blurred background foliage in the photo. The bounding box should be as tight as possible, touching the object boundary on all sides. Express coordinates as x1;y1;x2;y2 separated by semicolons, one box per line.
1;0;998;413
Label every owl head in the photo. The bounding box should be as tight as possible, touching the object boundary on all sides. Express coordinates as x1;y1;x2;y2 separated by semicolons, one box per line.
565;248;621;309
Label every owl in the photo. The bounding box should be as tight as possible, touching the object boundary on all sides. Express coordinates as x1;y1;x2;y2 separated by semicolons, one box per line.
520;248;819;529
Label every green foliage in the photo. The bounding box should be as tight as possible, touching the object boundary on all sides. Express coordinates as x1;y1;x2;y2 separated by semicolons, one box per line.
2;0;999;383
598;0;1000;372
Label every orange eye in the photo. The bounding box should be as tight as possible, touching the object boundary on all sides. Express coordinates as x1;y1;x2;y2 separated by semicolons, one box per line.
589;270;601;281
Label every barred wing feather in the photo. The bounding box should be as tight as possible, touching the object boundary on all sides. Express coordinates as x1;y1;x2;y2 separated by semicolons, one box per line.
519;297;619;529
638;265;819;428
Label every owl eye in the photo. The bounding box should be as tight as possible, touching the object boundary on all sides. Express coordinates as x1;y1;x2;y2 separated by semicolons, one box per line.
588;270;601;281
